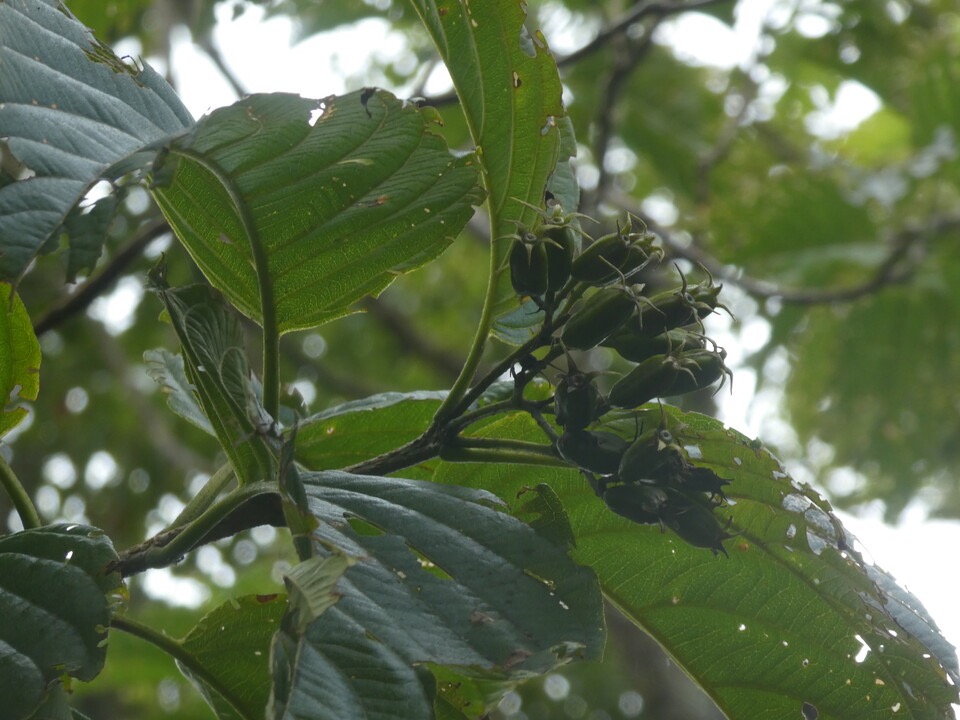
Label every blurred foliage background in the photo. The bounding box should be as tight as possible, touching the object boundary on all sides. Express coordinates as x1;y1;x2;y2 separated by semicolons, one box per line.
3;0;959;717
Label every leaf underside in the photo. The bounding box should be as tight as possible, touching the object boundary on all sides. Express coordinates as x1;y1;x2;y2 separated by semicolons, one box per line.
178;593;287;720
150;90;483;334
430;408;959;720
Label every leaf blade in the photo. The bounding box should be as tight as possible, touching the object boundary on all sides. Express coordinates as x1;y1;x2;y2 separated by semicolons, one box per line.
408;0;569;343
150;91;483;333
268;470;604;719
0;0;192;280
0;282;40;439
430;410;960;719
177;593;287;720
0;525;121;720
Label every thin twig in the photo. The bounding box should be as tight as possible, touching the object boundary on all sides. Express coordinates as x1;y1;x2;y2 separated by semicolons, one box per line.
592;27;659;204
560;0;733;68
422;0;734;108
198;31;248;99
33;218;171;336
636;208;960;305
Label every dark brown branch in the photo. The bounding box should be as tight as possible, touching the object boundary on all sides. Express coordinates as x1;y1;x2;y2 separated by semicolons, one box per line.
33;217;171;336
637;208;960;305
197;31;248;99
591;26;659;206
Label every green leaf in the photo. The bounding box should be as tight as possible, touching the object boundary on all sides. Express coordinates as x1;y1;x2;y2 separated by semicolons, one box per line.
408;0;567;342
0;524;121;720
268;470;604;719
143;348;214;436
151;281;278;485
282;554;357;635
177;593;287;720
295;391;446;470
0;0;192;281
149;90;482;334
270;604;435;720
0;282;40;439
431;410;960;719
59;191;121;282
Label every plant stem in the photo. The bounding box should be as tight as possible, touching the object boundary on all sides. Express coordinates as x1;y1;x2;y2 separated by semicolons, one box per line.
433;233;502;426
0;452;41;529
141;482;277;571
111;615;255;720
438;445;569;468
171;462;236;527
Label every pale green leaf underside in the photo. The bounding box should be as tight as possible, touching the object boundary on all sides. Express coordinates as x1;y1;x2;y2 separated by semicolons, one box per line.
0;283;40;438
153;283;278;484
269;470;604;719
431;410;959;720
0;0;192;280
143;347;215;436
150;90;483;334
177;593;287;720
0;525;120;720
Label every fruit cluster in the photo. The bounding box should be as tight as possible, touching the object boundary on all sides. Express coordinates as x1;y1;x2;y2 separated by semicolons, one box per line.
508;206;734;555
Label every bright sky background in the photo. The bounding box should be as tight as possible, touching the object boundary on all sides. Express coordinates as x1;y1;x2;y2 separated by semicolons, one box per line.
109;0;960;657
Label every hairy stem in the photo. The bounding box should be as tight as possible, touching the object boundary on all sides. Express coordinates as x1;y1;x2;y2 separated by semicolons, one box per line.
171;462;236;528
0;453;40;529
140;482;276;571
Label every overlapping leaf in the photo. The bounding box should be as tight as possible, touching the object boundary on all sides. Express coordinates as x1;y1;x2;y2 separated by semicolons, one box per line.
0;282;40;438
150;90;482;333
0;0;192;281
268;470;604;719
0;524;121;720
431;409;959;719
295;391;446;470
408;0;567;343
143;347;215;436
151;281;278;484
177;593;287;720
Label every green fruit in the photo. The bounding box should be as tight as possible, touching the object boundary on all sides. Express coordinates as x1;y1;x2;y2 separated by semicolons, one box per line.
602;483;668;525
554;371;602;431
557;430;628;474
679;466;731;499
561;284;645;350
668;348;731;396
618;426;685;483
570;217;661;286
633;273;725;337
661;498;732;557
541;223;576;295
509;230;548;298
608;354;680;409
